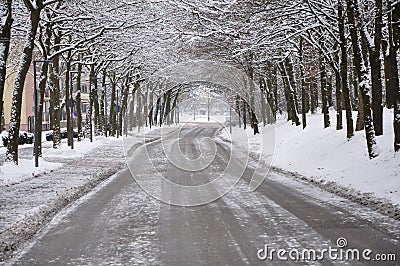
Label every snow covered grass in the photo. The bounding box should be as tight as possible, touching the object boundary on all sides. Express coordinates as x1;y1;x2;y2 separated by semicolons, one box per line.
274;108;400;205
42;137;103;160
222;108;400;208
0;137;103;186
0;137;127;262
0;126;174;262
0;159;62;186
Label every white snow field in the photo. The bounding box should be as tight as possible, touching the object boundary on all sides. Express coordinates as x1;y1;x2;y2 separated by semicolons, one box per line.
221;108;400;207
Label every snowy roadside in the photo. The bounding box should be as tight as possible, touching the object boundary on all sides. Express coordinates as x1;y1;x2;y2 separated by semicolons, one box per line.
219;108;400;220
0;137;126;262
0;126;178;262
0;137;102;186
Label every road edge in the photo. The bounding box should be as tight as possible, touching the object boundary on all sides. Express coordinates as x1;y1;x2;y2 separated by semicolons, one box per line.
217;129;400;222
0;132;164;263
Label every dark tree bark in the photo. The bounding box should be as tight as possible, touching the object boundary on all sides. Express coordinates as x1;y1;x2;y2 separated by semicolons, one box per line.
327;74;333;108
242;101;247;130
368;0;384;136
235;95;242;128
0;0;13;132
163;89;172;124
90;65;99;134
49;32;61;149
148;91;153;128
99;70;106;136
335;68;343;130
347;0;379;158
271;65;279;115
338;0;353;136
137;82;143;129
6;3;41;163
299;38;307;129
389;0;400;151
265;78;276;123
383;39;398;108
259;78;267;126
109;74;116;137
320;57;330;128
285;57;300;115
76;63;83;141
171;89;180;124
154;97;160;126
119;76;130;135
310;80;318;114
280;60;300;126
347;0;365;132
65;50;72;146
76;90;82;141
265;71;277;122
35;22;52;156
281;67;292;121
159;93;166;127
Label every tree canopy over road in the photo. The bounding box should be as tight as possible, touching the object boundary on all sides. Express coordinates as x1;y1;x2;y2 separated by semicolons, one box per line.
1;0;399;164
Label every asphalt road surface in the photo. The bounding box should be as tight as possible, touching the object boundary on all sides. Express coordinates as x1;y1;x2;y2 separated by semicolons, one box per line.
11;126;400;265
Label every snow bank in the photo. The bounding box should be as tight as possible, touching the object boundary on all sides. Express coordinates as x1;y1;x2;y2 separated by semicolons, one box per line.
43;137;103;160
223;108;400;213
0;159;61;186
0;138;104;186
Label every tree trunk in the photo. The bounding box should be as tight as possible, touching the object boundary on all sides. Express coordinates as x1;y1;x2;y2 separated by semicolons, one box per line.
299;38;307;129
285;56;300;113
76;63;83;141
36;21;52;156
36;60;49;156
338;0;353;136
6;8;40;164
390;0;400;151
0;0;13;132
369;0;383;136
65;52;72;146
383;39;398;108
110;77;116;137
310;81;318;114
259;78;267;126
49;32;61;149
320;57;330;128
279;63;292;121
242;101;247;130
99;71;105;136
235;95;241;128
335;69;343;130
154;97;160;126
76;90;82;141
348;0;379;158
280;60;300;126
91;65;99;134
149;91;153;128
119;77;130;135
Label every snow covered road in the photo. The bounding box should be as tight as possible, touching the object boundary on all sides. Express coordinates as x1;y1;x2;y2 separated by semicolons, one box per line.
11;126;400;265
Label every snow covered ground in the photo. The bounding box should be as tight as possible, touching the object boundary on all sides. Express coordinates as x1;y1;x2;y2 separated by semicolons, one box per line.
221;108;400;208
0;136;126;261
0;137;102;186
0;127;177;262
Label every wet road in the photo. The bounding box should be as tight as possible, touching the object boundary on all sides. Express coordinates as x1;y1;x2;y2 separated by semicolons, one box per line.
11;126;400;265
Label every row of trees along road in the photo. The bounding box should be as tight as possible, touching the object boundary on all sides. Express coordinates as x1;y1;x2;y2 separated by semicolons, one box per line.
0;0;399;164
